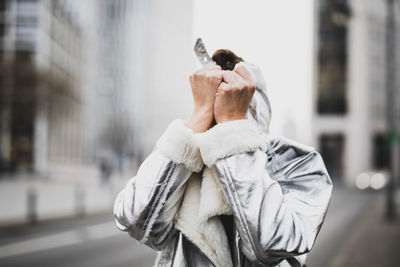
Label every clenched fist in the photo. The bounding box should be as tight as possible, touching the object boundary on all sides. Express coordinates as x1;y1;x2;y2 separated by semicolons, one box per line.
185;65;223;133
214;64;256;124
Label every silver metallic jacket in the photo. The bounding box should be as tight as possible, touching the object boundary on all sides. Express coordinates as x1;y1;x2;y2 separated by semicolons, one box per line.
113;63;333;267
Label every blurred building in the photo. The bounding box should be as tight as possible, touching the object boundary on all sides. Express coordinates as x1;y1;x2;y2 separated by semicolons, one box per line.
93;0;151;167
313;0;400;186
0;0;94;177
94;0;195;165
142;0;195;153
0;0;196;180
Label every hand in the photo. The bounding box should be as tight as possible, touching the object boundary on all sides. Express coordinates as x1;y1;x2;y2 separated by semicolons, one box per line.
185;65;223;132
214;65;256;124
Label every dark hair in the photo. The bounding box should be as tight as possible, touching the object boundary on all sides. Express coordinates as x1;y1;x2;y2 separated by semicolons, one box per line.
212;49;244;70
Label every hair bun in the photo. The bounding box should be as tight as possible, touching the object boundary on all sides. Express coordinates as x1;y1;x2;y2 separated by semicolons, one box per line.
212;49;244;70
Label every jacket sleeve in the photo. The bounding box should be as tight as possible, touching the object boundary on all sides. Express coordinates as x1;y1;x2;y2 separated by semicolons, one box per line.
197;119;333;266
113;119;203;250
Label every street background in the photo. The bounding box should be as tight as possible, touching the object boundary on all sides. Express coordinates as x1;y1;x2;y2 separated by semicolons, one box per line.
0;0;399;266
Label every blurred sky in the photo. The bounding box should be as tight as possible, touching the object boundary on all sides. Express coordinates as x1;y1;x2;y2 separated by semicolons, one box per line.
193;0;314;143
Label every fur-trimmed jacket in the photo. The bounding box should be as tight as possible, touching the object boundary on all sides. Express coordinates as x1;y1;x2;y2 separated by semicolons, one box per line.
113;63;333;267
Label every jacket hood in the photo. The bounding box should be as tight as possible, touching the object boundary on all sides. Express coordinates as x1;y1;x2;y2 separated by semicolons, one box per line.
235;62;272;134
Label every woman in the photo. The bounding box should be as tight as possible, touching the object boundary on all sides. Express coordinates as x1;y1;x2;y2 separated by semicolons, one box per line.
113;50;333;267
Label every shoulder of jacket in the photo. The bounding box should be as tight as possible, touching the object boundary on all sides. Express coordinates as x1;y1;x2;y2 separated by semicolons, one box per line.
264;134;317;155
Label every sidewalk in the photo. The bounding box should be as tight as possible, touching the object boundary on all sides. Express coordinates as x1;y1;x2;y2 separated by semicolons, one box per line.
329;191;400;267
0;173;131;227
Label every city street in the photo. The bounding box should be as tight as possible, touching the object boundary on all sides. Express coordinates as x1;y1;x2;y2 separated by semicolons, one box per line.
0;186;378;267
0;0;399;266
307;186;377;267
0;213;157;267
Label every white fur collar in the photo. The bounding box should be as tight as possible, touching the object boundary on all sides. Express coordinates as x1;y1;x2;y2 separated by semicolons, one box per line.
195;119;267;167
158;114;267;266
155;119;233;266
172;118;267;267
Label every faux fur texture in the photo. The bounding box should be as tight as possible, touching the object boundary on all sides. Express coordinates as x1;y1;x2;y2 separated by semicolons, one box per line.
173;119;268;267
198;167;232;223
156;119;204;172
171;118;269;266
196;119;268;167
175;172;233;267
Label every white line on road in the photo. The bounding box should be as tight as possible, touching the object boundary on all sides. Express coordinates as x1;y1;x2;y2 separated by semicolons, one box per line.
0;222;122;259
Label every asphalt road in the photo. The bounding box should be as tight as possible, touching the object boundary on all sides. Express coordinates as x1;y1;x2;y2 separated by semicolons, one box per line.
0;214;157;267
307;187;377;267
0;187;378;267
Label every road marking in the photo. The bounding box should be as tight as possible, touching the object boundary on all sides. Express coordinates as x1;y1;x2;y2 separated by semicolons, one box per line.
0;222;122;259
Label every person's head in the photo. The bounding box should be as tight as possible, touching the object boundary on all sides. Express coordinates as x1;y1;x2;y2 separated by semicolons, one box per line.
212;49;271;133
212;49;244;70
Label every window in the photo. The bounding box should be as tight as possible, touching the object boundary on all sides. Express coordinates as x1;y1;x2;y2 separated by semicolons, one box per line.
319;134;345;182
15;22;36;50
17;0;38;16
0;1;7;13
317;0;351;114
373;133;391;170
0;23;6;38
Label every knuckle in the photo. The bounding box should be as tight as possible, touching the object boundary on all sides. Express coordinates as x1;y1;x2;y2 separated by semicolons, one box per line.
233;86;241;92
216;89;225;95
235;65;245;73
193;72;203;79
222;88;231;94
218;84;230;92
230;82;240;90
209;65;221;71
248;82;256;90
238;81;248;90
207;74;219;82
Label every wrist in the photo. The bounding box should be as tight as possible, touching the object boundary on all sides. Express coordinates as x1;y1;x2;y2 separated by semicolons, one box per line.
215;114;246;124
185;108;213;133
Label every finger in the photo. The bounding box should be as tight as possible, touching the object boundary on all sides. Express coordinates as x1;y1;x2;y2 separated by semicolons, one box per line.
222;70;243;84
217;81;230;91
234;65;256;91
223;71;250;92
203;65;221;71
193;65;221;76
205;69;223;79
234;64;253;84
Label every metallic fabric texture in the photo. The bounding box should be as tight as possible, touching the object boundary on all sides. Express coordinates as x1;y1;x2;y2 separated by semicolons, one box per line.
113;62;333;266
